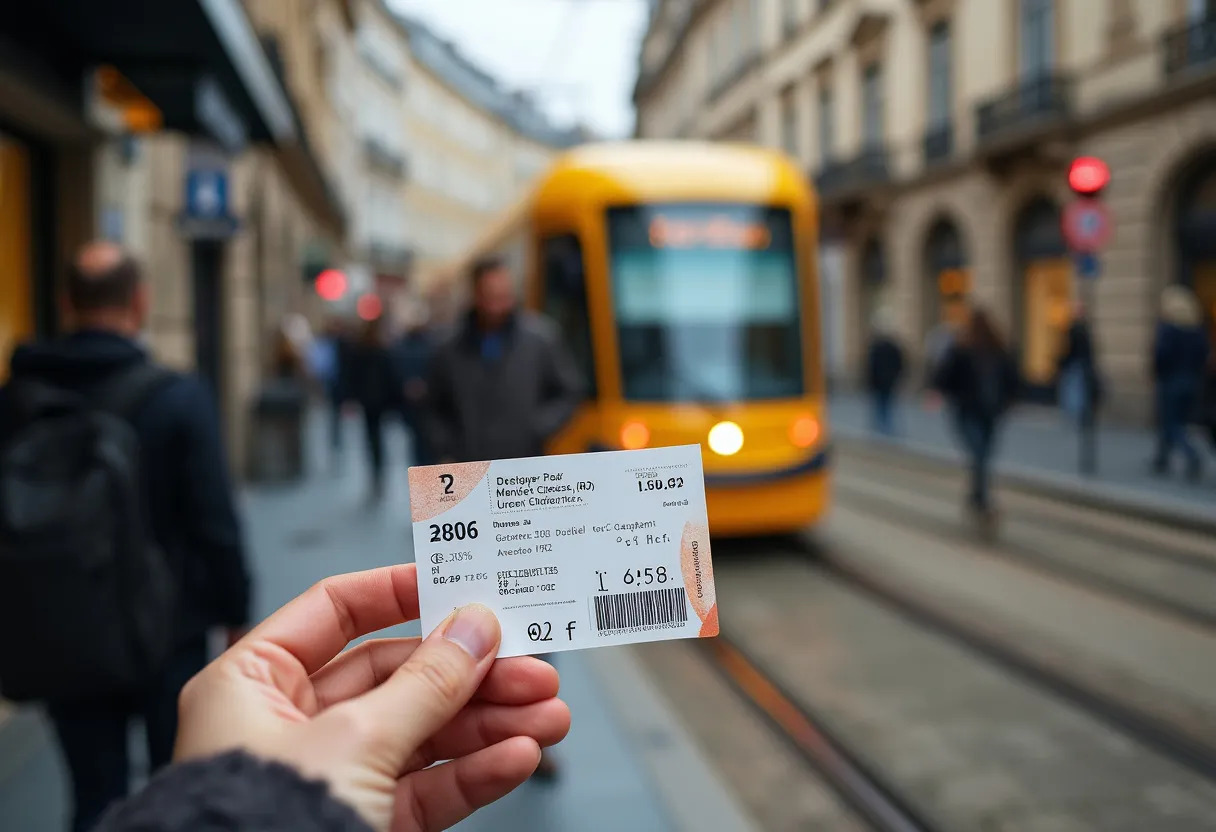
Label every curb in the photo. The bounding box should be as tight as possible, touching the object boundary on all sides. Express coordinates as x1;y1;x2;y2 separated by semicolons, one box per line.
587;647;760;832
835;431;1216;535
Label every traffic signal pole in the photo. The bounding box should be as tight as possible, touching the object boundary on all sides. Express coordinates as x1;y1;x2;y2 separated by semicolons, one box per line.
1064;158;1113;478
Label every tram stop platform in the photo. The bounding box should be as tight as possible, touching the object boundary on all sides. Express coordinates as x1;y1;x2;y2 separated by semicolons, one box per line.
0;414;754;832
829;391;1215;528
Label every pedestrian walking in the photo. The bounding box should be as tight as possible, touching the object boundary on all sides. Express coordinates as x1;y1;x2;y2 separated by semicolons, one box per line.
425;255;583;465
1057;302;1103;475
308;318;351;470
0;242;251;832
1151;285;1210;482
933;306;1019;534
425;255;582;779
346;316;398;503
391;309;436;466
865;308;905;437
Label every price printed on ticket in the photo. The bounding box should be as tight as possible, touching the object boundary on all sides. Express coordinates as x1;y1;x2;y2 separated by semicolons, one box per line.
408;445;717;658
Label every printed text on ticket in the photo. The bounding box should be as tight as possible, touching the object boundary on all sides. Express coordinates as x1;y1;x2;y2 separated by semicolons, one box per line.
408;445;717;658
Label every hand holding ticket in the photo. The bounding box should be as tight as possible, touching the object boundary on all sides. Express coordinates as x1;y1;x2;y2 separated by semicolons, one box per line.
408;445;718;658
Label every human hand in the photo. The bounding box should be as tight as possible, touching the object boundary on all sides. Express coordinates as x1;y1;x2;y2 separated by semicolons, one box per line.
174;564;569;831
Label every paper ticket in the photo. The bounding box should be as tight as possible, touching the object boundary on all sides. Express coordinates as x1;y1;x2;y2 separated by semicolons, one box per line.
408;445;718;658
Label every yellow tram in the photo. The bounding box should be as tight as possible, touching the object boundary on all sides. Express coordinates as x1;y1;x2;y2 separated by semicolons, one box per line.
451;142;830;536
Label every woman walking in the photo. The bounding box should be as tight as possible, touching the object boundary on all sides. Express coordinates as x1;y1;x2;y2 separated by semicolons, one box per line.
1151;285;1209;482
933;307;1019;533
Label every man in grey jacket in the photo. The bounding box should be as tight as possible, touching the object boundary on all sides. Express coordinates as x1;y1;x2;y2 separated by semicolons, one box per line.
425;255;583;465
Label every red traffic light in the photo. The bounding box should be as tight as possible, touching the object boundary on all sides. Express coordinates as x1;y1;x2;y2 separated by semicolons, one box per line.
356;293;383;321
314;269;348;302
1068;157;1110;196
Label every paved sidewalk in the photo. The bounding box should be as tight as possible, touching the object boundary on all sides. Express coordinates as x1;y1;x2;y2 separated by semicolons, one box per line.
830;392;1215;518
0;414;745;832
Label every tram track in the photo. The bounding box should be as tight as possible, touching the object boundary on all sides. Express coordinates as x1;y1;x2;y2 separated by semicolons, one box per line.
833;477;1216;633
702;632;938;832
832;451;1216;632
649;531;1216;830
801;537;1216;786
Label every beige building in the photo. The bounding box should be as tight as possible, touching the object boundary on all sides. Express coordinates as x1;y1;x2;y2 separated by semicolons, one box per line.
1;0;349;471
636;0;1216;420
397;15;583;308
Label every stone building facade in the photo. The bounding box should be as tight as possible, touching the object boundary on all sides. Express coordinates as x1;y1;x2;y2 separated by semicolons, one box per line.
635;0;1216;420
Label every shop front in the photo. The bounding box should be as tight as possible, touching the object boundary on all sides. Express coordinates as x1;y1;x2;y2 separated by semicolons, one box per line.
1013;196;1071;401
0;135;33;382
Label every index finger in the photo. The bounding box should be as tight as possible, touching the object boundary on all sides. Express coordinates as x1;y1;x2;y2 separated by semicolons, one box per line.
244;564;420;674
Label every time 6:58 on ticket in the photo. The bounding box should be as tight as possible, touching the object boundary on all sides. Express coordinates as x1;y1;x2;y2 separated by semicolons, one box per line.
408;445;717;658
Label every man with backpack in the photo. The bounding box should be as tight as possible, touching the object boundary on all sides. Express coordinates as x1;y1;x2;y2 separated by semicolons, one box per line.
0;242;252;831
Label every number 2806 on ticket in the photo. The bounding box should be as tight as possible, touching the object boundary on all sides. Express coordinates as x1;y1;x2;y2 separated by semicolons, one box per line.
408;445;718;658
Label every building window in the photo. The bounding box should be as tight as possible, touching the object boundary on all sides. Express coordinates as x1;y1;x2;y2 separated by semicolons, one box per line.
818;86;834;164
783;0;798;37
862;64;883;150
542;235;596;398
733;2;748;65
928;21;952;127
1019;0;1054;80
1189;0;1214;22
781;86;798;158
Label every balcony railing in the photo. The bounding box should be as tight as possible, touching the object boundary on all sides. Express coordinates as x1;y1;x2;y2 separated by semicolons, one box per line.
815;147;890;197
1163;15;1216;76
975;73;1073;143
923;123;954;165
363;138;407;180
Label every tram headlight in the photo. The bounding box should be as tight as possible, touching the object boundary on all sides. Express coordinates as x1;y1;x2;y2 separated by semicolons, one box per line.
708;421;744;456
620;421;650;450
789;414;820;449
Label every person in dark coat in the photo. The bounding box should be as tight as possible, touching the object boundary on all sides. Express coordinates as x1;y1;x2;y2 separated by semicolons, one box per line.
309;318;351;468
346;316;398;502
865;308;905;437
1152;285;1210;482
390;312;436;466
1056;302;1102;474
933;306;1019;526
0;242;251;831
426;256;583;465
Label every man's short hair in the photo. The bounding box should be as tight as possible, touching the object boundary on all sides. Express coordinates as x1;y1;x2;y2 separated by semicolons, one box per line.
469;255;507;287
66;252;141;312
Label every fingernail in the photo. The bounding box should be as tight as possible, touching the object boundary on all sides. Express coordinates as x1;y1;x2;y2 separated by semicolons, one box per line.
443;604;499;659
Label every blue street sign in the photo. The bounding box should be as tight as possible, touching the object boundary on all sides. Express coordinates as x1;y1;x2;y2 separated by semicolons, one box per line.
1075;251;1101;280
185;168;228;220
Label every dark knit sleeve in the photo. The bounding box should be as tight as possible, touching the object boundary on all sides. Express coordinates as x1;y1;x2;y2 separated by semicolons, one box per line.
93;751;373;832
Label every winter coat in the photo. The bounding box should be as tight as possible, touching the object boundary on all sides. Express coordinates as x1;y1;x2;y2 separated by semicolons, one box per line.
95;752;371;831
426;311;583;462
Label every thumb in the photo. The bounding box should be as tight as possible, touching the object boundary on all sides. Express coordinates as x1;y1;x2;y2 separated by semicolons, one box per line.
341;604;501;769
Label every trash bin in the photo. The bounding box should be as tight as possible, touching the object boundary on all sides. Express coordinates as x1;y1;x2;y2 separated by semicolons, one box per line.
248;378;308;484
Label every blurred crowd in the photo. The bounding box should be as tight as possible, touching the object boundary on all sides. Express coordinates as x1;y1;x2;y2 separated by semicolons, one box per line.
272;255;583;507
865;285;1215;531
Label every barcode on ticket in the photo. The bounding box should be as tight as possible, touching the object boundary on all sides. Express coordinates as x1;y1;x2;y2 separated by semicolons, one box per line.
593;587;689;633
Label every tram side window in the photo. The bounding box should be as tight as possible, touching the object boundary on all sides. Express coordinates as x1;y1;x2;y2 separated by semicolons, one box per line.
542;234;596;399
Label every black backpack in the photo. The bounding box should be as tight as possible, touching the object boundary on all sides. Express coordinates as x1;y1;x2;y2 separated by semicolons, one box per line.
0;364;177;701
